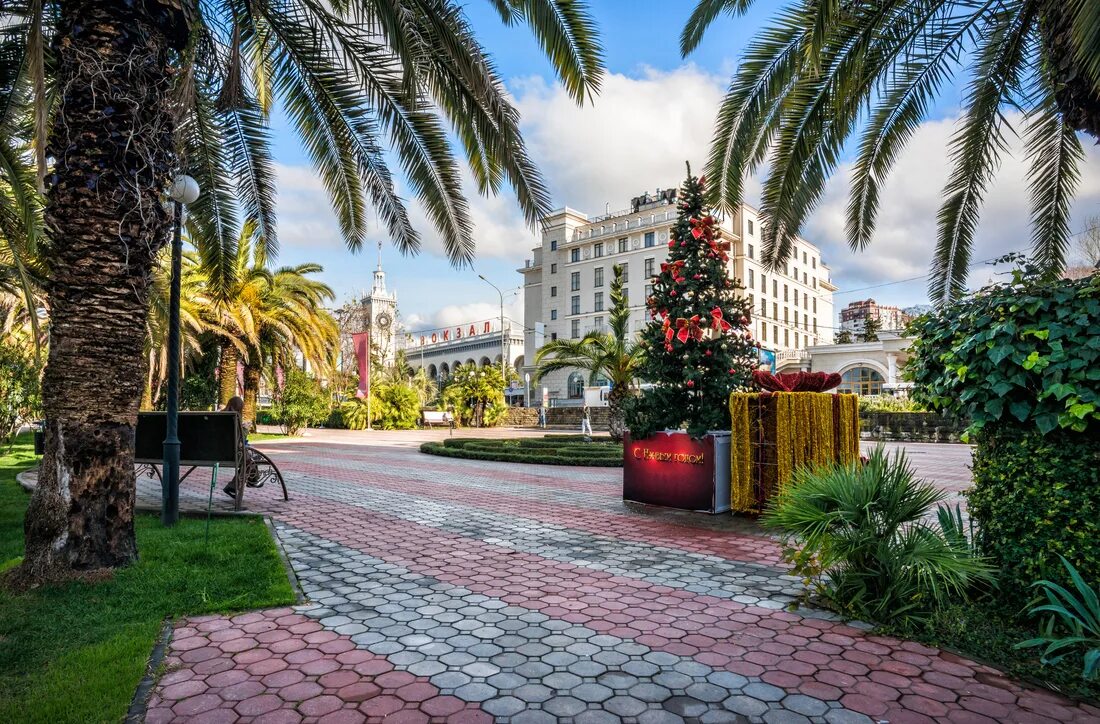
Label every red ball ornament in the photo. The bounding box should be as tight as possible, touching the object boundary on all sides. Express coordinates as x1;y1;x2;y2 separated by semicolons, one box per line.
705;349;712;356
686;380;695;388
670;290;677;296
729;369;736;374
668;240;675;248
693;273;702;279
680;241;687;247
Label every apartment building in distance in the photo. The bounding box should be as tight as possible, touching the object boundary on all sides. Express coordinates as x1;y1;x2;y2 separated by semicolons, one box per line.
518;187;837;403
838;298;911;335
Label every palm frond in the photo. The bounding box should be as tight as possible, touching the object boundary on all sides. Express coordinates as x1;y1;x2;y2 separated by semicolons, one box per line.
680;0;753;57
497;0;604;104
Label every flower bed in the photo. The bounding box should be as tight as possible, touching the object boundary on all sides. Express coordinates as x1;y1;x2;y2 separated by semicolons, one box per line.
419;435;623;466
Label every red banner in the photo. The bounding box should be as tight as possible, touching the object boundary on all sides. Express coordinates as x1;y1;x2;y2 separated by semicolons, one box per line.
623;432;718;511
352;332;370;399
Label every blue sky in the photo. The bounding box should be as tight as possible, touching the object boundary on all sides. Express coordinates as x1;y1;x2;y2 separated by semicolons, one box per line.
265;2;1100;331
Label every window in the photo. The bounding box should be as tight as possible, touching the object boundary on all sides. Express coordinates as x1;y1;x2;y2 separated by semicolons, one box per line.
570;271;580;291
839;367;885;396
748;268;754;287
794;310;799;326
645;283;654;299
618;237;629;253
567;371;584;397
793;289;798;305
812;257;817;269
748;243;755;258
760;273;766;292
570;295;580;315
784;307;789;323
550;262;557;274
550;332;557;341
594;315;604;331
813;319;818;333
620;264;628;282
803;251;808;264
812;298;817;313
621;287;629;303
773;325;779;343
594;242;603;258
760;300;767;316
773;280;778;297
784;329;789;347
570;319;580;339
793;268;798;282
773;302;778;320
748;220;754;235
644;231;655;247
550;285;558;297
570;248;580;263
644;257;655;278
594;267;604;287
550;309;557;320
550;240;558;251
784;284;789;302
748;293;754;307
594;292;604;312
804;272;808;284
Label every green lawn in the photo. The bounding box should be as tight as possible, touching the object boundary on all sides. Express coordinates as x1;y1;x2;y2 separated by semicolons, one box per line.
0;434;296;724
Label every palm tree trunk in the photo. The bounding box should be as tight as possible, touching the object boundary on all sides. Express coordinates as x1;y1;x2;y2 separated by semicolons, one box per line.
22;0;183;576
218;344;238;407
243;364;261;433
607;384;629;441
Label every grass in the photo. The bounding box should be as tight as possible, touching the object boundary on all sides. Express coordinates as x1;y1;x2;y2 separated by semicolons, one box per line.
249;431;291;442
421;435;624;466
887;604;1100;704
0;433;296;724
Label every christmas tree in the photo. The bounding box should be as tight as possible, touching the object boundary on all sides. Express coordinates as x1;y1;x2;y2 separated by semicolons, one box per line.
625;165;758;438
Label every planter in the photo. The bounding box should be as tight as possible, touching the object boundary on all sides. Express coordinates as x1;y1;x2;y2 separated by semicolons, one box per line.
622;431;731;514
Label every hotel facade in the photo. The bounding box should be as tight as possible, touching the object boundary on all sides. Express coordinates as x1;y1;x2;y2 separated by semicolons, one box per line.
518;189;837;403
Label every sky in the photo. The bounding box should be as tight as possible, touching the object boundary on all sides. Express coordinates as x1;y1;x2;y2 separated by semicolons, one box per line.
266;1;1100;332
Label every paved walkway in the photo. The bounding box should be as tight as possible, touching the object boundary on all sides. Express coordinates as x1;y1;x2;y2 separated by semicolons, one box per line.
141;430;1098;723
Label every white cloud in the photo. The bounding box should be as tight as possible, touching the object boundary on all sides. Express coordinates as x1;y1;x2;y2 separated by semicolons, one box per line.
404;296;524;332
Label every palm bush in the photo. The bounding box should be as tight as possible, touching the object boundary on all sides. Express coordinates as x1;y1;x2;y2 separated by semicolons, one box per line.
763;447;994;624
1017;556;1100;681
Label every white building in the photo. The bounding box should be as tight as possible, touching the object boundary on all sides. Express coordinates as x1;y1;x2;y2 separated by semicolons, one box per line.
403;317;525;387
335;243;400;375
780;333;913;396
839;298;911;335
518;189;837;403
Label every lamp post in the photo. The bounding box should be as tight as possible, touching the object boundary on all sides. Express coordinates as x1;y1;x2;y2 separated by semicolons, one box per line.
162;174;200;526
524;372;531;409
478;274;506;386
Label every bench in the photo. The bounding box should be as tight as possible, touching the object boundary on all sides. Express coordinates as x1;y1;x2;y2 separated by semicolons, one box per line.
421;410;452;428
134;411;287;511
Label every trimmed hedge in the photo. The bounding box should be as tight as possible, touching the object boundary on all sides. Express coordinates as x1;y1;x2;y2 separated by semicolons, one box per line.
970;424;1100;606
420;436;623;467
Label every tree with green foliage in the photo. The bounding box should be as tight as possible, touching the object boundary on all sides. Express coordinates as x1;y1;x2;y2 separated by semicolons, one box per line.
683;0;1100;301
907;262;1099;604
625;167;757;438
834;330;853;345
5;0;603;575
860;316;881;343
272;368;329;436
0;341;40;448
442;364;508;427
535;265;643;440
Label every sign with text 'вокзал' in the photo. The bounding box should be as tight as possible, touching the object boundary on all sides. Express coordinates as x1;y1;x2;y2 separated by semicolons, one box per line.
623;432;717;511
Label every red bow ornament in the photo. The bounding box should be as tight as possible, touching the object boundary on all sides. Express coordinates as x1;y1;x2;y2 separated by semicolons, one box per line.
710;306;732;333
660;260;686;283
661;316;674;344
675;315;704;343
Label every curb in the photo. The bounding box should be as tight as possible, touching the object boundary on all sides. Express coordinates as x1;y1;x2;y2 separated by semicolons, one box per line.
125;618;174;724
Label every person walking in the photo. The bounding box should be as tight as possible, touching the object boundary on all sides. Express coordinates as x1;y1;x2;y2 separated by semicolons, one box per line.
537;406;546;429
580;404;592;438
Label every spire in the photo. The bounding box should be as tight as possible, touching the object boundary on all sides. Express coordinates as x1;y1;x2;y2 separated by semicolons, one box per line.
372;241;387;296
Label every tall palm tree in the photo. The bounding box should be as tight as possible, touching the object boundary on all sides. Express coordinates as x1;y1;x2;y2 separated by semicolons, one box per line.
682;0;1100;301
10;0;602;574
534;264;642;440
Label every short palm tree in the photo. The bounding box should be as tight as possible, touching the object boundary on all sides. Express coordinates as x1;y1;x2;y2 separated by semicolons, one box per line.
683;0;1100;301
9;0;603;575
534;264;642;440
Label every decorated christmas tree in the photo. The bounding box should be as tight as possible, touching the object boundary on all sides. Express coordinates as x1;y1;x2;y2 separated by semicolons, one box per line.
625;165;758;438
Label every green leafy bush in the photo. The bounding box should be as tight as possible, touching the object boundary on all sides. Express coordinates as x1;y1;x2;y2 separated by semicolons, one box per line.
907;267;1099;435
0;343;40;448
970;425;1099;606
763;447;994;625
1017;556;1100;681
857;395;925;413
440;364;508;427
272;368;330;435
373;383;420;430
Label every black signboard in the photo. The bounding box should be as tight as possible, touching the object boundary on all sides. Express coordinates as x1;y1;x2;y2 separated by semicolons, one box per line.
135;412;240;466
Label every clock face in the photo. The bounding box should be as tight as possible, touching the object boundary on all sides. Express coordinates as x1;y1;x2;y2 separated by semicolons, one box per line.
376;312;392;329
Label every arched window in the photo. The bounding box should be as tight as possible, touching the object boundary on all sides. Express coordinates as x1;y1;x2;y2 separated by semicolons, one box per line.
479;356;492;368
839;367;884;396
567;372;585;399
439;363;449;379
427;364;438;379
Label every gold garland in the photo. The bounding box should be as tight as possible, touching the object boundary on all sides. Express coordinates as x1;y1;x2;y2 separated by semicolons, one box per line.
728;393;754;512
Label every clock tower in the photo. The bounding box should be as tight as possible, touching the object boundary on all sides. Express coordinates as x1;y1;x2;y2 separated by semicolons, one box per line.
365;242;398;365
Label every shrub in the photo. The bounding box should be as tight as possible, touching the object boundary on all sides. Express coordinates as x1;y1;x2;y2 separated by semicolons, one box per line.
969;425;1099;606
763;447;994;625
272;368;329;435
1017;556;1100;681
373;383;420;430
420;436;623;467
0;342;40;448
857;395;925;414
440;364;507;427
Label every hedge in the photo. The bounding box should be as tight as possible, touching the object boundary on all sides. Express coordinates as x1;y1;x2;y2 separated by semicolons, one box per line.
969;424;1099;605
420;436;623;467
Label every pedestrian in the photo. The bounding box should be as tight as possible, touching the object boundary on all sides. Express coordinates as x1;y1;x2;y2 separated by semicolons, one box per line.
580;404;592;438
537;406;546;429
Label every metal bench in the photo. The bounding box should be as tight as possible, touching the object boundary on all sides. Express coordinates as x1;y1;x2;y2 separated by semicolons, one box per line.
421;410;452;428
135;411;287;511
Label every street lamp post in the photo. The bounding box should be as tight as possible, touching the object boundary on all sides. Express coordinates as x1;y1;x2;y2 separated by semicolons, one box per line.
478;275;507;387
162;174;200;526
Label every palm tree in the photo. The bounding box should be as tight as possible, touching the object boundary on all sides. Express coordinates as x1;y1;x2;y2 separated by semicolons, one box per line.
534;264;642;440
682;0;1100;301
11;0;602;574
